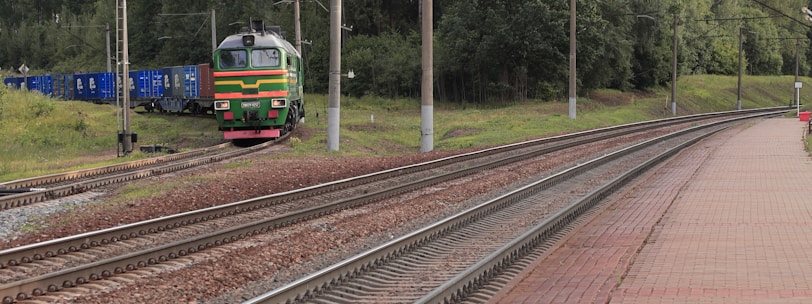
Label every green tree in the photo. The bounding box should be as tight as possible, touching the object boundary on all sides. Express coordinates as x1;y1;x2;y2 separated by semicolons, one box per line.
437;0;572;102
2;0;812;102
343;31;421;98
580;0;634;92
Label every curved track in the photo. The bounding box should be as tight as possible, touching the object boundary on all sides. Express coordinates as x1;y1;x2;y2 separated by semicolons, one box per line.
246;116;738;304
0;108;789;303
0;134;288;211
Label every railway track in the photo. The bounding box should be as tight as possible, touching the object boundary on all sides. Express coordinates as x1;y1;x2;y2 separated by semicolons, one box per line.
0;108;788;303
0;134;288;211
244;115;739;303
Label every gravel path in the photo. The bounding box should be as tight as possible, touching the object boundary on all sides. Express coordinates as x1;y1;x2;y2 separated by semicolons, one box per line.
0;191;104;246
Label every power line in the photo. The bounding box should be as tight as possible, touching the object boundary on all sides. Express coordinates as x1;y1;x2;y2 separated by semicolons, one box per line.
693;15;781;22
750;0;811;28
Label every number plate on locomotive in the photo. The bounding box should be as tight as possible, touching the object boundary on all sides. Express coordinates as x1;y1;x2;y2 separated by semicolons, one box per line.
241;101;261;108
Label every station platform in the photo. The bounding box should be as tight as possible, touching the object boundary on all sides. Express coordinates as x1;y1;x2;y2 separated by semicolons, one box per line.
492;117;812;303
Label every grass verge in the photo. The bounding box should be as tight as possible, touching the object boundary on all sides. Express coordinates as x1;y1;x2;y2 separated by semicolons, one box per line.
0;74;806;182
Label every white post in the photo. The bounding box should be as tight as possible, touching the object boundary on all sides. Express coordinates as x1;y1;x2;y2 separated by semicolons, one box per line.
327;0;342;151
420;0;434;152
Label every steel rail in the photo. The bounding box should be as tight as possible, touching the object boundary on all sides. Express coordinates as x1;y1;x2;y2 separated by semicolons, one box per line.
0;137;283;211
0;142;232;190
0;109;781;271
0;107;784;211
244;114;767;303
416;126;723;304
0;109;786;303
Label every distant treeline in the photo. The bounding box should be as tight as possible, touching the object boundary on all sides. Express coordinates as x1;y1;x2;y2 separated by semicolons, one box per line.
1;0;811;103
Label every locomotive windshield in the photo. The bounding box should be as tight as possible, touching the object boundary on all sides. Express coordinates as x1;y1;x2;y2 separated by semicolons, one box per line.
252;49;280;67
219;50;247;69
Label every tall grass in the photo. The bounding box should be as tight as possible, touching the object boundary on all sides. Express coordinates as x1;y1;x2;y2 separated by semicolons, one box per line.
290;75;796;157
0;87;222;181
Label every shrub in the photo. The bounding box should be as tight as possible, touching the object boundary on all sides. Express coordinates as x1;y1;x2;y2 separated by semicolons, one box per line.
289;136;302;148
73;117;88;133
30;99;55;118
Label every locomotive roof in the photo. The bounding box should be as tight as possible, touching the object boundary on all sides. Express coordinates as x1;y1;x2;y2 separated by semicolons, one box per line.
217;30;300;57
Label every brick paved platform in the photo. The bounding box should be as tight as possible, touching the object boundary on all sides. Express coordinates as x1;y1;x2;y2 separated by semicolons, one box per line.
493;118;812;304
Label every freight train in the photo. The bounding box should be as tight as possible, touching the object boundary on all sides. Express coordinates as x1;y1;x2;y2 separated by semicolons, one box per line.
212;20;304;141
2;64;215;114
3;20;303;142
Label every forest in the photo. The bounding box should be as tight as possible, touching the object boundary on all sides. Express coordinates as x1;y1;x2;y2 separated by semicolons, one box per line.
1;0;811;103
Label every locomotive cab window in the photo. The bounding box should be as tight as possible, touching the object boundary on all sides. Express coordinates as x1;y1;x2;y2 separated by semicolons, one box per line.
252;49;280;67
219;50;247;69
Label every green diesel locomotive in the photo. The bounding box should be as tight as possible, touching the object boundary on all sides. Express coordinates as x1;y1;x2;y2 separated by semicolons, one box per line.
213;20;304;142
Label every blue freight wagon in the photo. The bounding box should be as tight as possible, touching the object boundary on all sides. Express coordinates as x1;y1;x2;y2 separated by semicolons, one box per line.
2;63;214;114
129;70;160;99
159;66;190;112
73;73;89;100
74;72;115;103
3;77;23;89
151;70;164;99
182;65;200;99
129;69;165;111
25;75;53;96
52;74;74;100
95;72;116;102
129;70;147;108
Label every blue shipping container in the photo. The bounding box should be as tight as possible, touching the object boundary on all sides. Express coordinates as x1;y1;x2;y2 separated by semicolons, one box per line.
77;72;115;100
26;75;54;96
128;69;162;100
171;66;185;98
157;66;189;111
183;65;200;98
87;73;100;99
98;72;116;100
152;70;164;98
25;76;40;92
42;75;54;96
73;73;89;100
162;67;177;98
129;70;148;99
86;73;100;99
3;77;22;89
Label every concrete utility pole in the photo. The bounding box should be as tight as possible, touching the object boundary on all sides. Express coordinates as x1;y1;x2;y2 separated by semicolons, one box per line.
327;0;342;151
105;24;111;72
671;14;678;116
121;0;132;154
737;27;743;111
568;0;576;119
795;40;801;113
211;9;217;56
294;0;302;55
420;0;434;152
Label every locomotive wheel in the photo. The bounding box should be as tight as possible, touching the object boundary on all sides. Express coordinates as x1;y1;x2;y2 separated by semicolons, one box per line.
284;106;298;134
283;120;293;135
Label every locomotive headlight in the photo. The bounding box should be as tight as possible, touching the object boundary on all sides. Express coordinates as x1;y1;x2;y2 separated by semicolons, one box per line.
214;100;230;110
242;35;255;46
271;98;287;108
